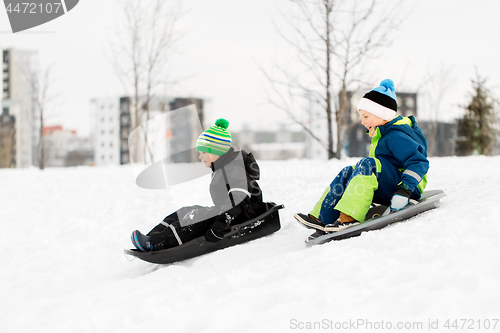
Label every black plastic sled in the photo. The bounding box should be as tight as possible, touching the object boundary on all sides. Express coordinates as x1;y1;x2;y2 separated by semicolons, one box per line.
306;189;446;246
124;203;284;264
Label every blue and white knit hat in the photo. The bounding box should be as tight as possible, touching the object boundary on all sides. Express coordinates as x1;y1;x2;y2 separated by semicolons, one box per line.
357;79;398;120
196;118;232;156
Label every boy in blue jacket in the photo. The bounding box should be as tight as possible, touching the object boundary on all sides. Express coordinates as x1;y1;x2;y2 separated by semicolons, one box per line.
295;79;429;232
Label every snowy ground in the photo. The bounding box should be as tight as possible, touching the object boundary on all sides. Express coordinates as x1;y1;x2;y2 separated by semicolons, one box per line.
1;156;500;333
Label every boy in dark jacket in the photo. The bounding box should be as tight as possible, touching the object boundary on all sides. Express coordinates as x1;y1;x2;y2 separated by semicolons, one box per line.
295;79;429;232
131;119;267;251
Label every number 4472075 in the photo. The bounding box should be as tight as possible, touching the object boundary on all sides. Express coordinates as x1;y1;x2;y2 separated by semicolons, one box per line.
5;2;62;14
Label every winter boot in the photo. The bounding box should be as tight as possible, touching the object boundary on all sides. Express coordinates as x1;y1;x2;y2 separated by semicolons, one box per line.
324;212;360;232
294;213;325;231
131;230;153;252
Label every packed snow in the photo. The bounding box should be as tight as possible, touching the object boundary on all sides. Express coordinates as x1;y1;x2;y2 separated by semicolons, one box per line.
1;156;500;332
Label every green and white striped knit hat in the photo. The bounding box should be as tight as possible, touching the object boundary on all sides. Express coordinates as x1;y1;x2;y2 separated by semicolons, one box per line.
196;118;232;156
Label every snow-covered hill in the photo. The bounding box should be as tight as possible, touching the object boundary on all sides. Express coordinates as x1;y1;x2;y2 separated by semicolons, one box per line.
1;156;499;332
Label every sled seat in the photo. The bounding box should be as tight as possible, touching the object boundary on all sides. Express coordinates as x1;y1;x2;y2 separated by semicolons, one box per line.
124;202;284;264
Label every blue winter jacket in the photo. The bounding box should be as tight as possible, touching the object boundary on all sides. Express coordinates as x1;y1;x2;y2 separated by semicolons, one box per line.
369;115;429;199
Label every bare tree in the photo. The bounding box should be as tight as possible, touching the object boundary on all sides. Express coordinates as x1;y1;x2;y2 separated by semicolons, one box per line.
26;64;57;170
262;0;403;159
110;0;184;130
418;63;455;157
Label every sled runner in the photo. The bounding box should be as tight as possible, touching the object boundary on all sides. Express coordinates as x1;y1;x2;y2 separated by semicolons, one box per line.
124;202;284;264
305;190;445;246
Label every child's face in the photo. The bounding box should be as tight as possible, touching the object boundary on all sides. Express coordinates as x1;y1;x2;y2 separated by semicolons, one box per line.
199;151;219;167
359;109;387;137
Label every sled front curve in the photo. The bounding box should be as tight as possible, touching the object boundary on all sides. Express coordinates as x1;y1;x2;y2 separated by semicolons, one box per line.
124;202;284;264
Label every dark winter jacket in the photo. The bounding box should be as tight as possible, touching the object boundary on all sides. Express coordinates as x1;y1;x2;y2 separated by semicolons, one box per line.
370;115;429;199
177;147;266;227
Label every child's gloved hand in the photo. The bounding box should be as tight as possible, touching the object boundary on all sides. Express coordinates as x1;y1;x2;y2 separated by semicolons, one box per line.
390;185;412;211
205;217;229;242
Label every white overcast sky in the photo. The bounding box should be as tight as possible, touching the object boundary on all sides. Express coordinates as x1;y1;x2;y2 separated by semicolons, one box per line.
1;0;499;136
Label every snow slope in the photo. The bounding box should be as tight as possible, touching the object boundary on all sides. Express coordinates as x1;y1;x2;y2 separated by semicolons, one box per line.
1;156;499;332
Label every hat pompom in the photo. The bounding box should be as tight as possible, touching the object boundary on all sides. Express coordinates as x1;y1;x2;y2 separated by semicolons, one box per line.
380;79;395;92
215;118;229;130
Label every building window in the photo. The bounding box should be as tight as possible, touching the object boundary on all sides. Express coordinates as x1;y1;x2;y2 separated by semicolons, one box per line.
405;97;415;108
122;114;130;126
